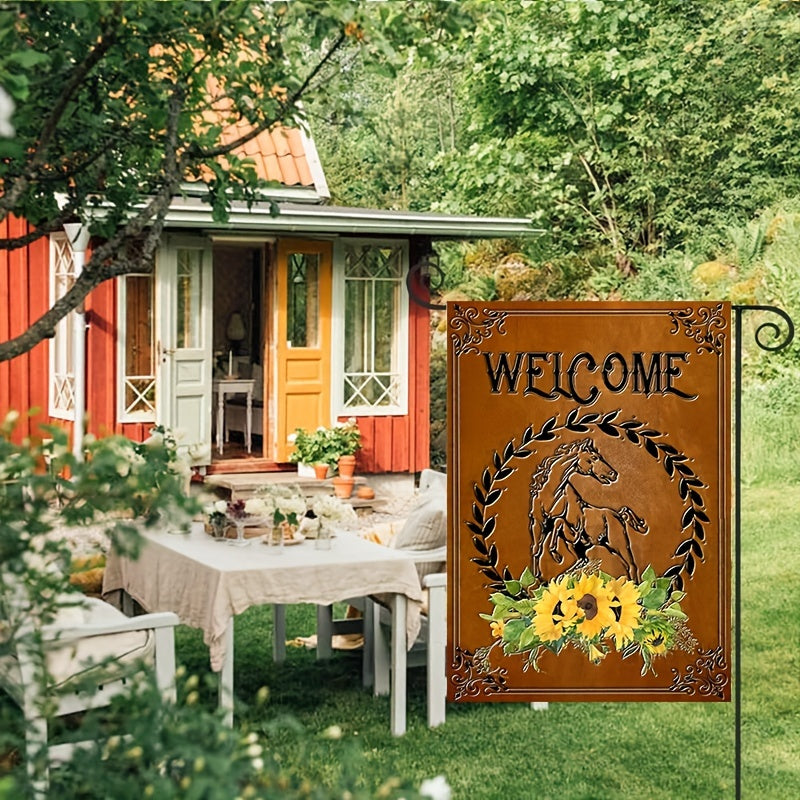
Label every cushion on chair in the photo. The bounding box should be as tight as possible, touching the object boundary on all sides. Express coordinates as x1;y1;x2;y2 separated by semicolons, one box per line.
357;472;446;585
391;487;446;580
48;597;154;689
0;597;154;701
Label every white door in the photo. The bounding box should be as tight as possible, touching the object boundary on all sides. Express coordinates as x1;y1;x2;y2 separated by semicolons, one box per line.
156;236;213;465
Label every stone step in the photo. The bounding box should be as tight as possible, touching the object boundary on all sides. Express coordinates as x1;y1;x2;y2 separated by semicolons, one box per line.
203;471;383;513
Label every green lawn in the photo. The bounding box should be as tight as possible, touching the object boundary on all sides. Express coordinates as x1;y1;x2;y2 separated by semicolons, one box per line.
2;485;796;798
169;484;799;800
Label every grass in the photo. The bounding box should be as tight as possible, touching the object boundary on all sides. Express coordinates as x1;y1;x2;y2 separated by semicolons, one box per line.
164;482;798;799
3;399;798;798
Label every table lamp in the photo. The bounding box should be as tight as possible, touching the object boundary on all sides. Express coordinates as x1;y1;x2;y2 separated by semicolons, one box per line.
226;311;246;376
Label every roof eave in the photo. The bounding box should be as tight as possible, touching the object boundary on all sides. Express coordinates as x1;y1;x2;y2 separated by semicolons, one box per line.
163;198;541;239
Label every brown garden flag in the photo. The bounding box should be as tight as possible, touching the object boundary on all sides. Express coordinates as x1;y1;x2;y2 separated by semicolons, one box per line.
447;301;731;702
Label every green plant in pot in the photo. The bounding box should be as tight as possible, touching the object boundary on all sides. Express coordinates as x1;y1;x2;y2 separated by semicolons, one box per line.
288;419;361;475
287;427;327;469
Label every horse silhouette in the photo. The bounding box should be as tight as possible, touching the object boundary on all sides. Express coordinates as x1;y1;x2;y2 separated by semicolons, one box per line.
528;438;648;582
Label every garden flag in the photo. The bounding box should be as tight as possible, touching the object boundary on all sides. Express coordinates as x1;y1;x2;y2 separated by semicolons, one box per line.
446;301;731;702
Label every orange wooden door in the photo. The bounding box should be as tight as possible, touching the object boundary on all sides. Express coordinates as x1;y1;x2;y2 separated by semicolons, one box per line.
274;239;332;462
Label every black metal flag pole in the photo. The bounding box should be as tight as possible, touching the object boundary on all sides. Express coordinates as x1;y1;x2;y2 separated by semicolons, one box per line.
732;305;794;800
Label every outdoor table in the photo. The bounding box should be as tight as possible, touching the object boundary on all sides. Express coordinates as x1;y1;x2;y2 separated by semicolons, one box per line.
102;522;423;735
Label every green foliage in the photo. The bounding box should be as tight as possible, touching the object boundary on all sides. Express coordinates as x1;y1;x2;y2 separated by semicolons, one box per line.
617;251;696;302
0;0;470;361
288;419;361;467
307;37;472;212
433;0;800;269
0;419;206;795
49;675;274;799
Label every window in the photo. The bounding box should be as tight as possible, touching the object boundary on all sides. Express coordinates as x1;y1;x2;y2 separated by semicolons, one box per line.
287;251;320;348
118;273;156;422
176;249;203;349
335;241;408;414
48;233;75;419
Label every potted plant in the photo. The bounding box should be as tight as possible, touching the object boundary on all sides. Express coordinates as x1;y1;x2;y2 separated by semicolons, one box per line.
288;419;361;478
287;427;329;477
325;418;361;477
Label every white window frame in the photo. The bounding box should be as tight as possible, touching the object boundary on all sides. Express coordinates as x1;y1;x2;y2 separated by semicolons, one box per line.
117;273;157;423
48;232;75;420
331;238;409;417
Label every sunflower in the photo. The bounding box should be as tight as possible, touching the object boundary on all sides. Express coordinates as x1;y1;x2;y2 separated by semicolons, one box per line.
532;578;578;642
606;576;642;648
643;631;668;655
572;573;614;639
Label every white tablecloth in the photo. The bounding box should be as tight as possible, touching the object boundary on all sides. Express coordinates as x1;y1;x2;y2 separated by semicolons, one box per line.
103;523;424;672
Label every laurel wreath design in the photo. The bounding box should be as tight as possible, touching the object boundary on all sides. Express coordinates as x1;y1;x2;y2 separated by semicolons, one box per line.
466;408;709;592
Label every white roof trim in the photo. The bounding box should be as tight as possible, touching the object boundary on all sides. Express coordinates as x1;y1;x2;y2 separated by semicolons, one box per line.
163;197;539;239
299;127;330;201
177;181;324;204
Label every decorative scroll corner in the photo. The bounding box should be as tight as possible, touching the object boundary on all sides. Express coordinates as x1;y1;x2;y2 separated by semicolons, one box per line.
668;646;729;699
449;305;508;357
450;645;509;700
668;304;728;356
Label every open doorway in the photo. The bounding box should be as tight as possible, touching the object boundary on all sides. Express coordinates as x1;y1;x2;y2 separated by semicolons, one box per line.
211;244;267;465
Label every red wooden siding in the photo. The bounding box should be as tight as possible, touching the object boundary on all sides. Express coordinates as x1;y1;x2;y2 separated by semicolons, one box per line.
2;223;432;467
85;276;117;438
0;220;143;447
0;216;50;443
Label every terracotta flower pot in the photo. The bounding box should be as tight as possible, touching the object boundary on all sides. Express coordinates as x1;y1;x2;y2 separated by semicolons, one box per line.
332;476;355;499
313;463;330;480
356;485;375;500
337;455;356;478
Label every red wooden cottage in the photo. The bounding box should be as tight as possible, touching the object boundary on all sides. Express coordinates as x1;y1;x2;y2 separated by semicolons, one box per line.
0;124;531;482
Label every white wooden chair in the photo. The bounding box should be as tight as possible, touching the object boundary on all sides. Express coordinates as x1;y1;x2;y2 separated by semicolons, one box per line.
369;566;447;727
367;468;548;727
0;593;179;791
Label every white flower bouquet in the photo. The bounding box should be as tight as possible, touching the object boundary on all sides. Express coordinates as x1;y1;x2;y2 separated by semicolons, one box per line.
310;494;358;531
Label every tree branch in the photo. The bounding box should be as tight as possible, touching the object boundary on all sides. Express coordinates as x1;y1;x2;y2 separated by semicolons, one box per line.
193;31;349;160
0;85;185;362
0;9;122;221
0;203;80;251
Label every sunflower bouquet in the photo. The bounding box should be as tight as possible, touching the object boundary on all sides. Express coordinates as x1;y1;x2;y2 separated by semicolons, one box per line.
480;565;695;675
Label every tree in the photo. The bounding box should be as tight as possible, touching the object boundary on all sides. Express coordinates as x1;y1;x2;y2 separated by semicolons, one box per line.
438;0;800;272
307;57;467;211
0;0;465;362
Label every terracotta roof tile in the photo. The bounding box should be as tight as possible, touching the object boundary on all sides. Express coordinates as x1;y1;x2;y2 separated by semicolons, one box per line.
270;127;291;158
261;153;282;183
285;128;306;158
294;155;313;186
276;151;300;185
192;114;316;188
242;134;261;157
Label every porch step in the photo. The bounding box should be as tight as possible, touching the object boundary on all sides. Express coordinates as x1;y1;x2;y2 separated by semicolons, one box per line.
203;472;384;513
